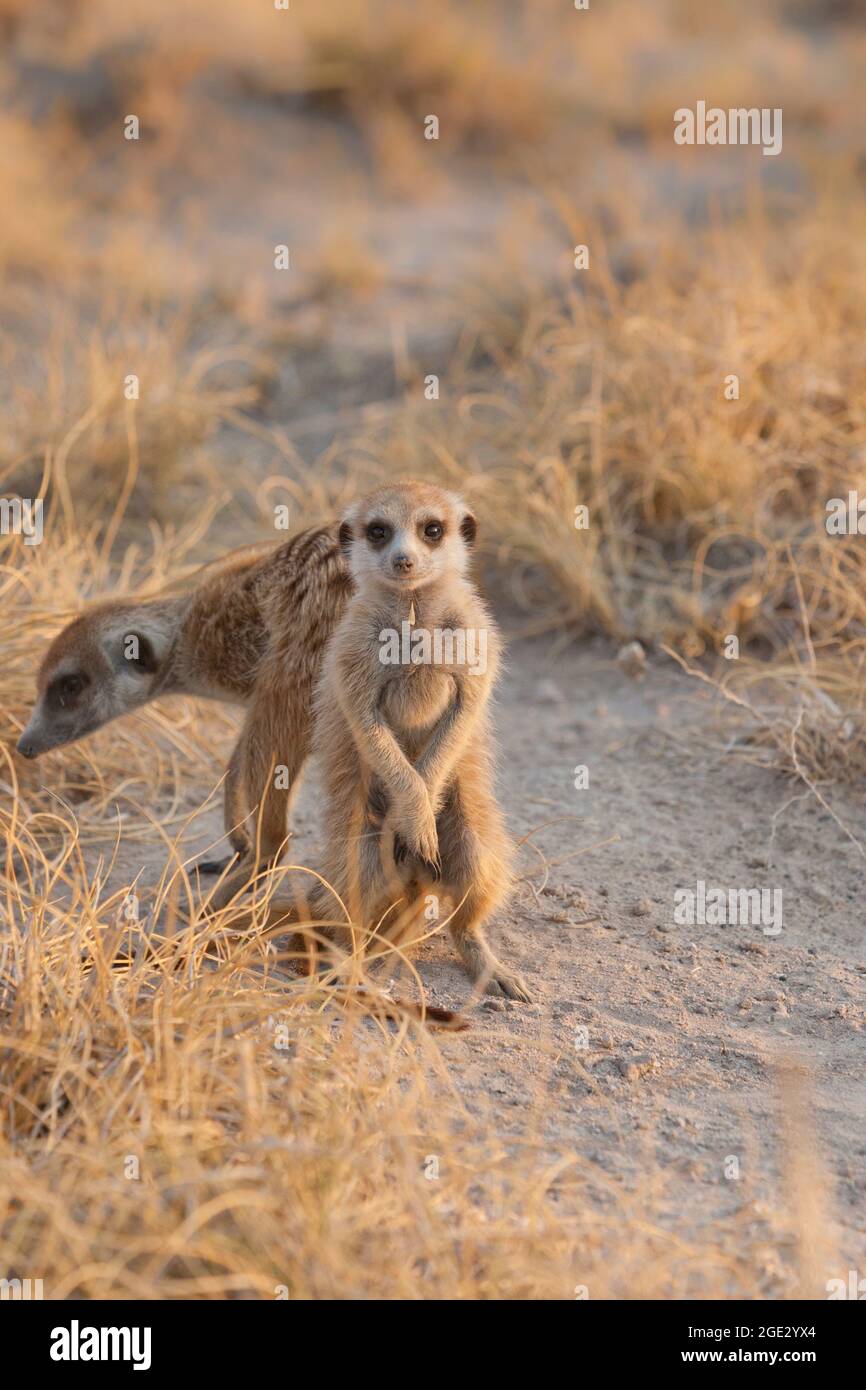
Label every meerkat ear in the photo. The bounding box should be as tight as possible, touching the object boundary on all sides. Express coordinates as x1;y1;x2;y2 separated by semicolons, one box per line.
338;520;354;555
459;512;477;547
121;632;160;674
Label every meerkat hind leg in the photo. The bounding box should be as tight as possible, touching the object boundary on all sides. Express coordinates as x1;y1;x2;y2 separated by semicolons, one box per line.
195;737;250;877
437;791;532;1001
446;883;533;1001
206;744;298;911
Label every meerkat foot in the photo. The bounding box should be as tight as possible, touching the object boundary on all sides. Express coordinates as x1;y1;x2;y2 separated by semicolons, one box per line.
483;967;533;1002
455;935;533;1002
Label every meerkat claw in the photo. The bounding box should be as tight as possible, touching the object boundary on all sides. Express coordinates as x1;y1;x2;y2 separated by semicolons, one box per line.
483;968;533;1002
392;834;441;881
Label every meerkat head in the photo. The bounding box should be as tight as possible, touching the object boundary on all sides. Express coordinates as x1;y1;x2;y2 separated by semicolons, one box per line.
338;480;477;594
16;602;174;759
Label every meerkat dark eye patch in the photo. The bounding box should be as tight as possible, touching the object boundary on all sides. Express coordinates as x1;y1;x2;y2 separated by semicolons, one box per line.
460;513;477;546
365;520;392;546
422;520;444;542
48;672;89;708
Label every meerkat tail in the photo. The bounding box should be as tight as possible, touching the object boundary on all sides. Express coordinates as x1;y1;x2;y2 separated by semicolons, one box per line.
330;988;468;1030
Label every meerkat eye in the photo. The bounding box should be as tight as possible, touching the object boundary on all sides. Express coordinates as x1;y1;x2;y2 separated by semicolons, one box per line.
366;522;391;545
53;673;88;707
423;521;443;542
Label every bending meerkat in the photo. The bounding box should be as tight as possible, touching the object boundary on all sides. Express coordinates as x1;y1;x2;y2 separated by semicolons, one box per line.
305;480;531;1001
16;526;351;906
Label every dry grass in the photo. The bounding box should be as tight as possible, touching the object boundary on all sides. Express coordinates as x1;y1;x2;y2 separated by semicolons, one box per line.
0;885;818;1300
0;303;272;527
1;0;863;1298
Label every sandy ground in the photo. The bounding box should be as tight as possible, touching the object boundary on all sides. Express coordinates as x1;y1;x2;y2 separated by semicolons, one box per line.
96;633;865;1280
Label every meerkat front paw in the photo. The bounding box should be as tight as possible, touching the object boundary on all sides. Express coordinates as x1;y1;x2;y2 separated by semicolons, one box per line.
391;793;441;878
393;830;441;880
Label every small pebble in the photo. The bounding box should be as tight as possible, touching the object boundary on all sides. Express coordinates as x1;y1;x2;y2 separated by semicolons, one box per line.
617;641;646;679
616;1054;658;1082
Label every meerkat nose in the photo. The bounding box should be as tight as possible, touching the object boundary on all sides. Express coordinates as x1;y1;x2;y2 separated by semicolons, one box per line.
16;735;37;759
392;553;414;572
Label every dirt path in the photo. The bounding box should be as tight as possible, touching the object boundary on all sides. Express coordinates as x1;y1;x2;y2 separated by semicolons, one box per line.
489;641;864;1267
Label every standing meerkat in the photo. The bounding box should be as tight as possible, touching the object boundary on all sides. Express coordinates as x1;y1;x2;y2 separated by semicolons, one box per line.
16;525;352;906
306;479;531;1001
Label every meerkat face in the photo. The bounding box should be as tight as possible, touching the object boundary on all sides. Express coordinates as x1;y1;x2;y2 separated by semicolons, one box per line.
16;608;167;758
339;481;477;594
